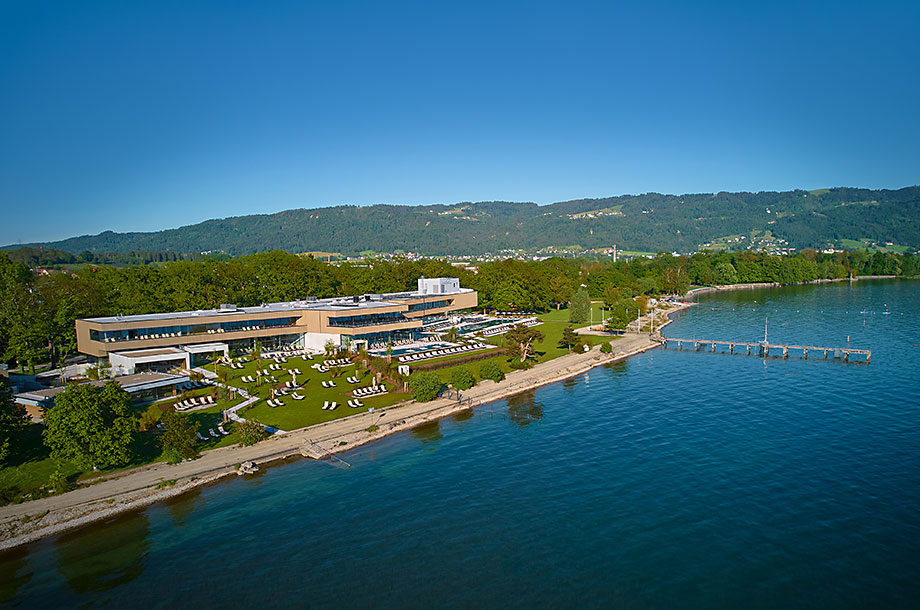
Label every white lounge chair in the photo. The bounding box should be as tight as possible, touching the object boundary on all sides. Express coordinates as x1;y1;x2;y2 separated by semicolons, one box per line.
218;425;230;435
209;428;220;438
197;431;209;441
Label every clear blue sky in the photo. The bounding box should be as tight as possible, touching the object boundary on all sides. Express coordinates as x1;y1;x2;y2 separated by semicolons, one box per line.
2;0;918;245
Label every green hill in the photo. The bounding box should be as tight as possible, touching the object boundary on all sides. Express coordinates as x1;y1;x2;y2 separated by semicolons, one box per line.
6;186;919;256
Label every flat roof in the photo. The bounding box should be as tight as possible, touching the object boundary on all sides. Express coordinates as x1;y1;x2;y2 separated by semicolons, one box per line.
81;285;474;325
15;372;188;402
114;348;186;358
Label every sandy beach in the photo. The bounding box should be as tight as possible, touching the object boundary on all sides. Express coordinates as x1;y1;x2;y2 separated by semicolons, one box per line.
0;302;692;550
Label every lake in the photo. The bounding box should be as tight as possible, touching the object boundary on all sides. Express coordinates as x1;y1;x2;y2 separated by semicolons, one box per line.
2;279;918;608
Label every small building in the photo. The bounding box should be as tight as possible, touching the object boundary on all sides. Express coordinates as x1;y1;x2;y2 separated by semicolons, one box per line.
14;371;190;421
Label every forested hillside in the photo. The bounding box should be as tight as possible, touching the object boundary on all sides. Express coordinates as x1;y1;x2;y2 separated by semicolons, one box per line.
5;187;919;256
1;248;914;373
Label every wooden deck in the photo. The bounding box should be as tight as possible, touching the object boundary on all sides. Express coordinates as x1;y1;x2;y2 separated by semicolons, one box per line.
661;338;870;363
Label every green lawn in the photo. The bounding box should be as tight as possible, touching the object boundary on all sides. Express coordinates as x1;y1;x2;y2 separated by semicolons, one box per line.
839;238;909;254
430;309;615;385
218;354;409;431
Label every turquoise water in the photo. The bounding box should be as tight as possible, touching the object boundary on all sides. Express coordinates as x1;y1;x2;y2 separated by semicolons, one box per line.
2;280;918;608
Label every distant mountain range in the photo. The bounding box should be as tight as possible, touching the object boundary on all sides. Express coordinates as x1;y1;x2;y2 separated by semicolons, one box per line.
6;186;919;256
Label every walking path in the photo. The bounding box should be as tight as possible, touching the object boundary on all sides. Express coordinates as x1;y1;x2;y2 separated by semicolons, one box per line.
0;305;693;550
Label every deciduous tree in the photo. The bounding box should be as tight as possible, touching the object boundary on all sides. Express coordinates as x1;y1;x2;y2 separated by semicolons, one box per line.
42;381;136;470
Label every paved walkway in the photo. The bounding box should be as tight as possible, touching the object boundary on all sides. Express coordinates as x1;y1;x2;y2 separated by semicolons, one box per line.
0;330;670;547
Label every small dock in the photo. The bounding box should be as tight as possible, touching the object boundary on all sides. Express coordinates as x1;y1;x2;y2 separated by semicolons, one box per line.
662;338;870;364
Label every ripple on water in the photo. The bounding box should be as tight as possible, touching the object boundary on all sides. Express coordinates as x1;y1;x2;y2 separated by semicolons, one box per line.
2;280;919;609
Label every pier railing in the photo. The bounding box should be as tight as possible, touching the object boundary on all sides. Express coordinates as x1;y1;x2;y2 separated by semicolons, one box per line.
661;337;870;364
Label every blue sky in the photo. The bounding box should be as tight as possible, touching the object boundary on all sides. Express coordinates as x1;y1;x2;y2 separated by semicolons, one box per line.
1;0;918;245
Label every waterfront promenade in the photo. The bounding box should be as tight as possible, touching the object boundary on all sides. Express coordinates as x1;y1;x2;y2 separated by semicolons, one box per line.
0;325;676;550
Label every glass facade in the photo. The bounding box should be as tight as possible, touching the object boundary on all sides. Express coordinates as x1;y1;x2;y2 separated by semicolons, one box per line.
90;316;300;344
327;311;411;328
407;299;453;313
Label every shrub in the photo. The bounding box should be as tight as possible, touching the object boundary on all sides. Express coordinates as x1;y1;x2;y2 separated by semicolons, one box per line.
409;372;442;402
509;359;532;370
47;470;70;494
600;341;613;354
160;445;185;465
449;367;475;390
478;361;505;383
237;421;268;447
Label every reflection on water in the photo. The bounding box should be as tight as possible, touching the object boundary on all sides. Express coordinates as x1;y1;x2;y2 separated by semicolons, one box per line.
602;359;628;380
54;512;150;593
451;408;474;426
562;377;580;394
166;487;203;527
507;390;544;427
410;421;443;446
0;547;32;604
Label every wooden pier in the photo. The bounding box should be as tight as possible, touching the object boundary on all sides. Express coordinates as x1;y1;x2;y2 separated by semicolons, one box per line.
661;338;870;364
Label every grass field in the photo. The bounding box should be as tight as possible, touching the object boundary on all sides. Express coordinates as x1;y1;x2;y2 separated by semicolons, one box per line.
839;238;909;254
0;308;619;505
217;354;409;431
429;307;614;384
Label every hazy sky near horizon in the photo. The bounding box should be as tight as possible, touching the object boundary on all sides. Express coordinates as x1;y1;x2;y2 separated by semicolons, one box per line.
1;0;918;245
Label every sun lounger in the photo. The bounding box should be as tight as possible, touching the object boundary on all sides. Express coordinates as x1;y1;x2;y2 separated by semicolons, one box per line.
328;402;338;410
354;399;364;407
209;428;220;438
197;431;209;441
292;392;304;400
218;425;230;435
322;401;330;410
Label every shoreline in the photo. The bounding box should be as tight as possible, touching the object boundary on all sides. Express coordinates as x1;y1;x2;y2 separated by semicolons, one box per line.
3;305;696;550
684;275;900;298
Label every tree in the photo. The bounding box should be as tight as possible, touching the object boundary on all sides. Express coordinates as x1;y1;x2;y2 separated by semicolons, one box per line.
237;420;267;447
409;372;442;402
0;378;27;463
558;325;580;352
569;287;591;323
548;276;573;310
449;367;475;390
43;381;136;470
602;285;621;308
604;298;635;330
600;341;613;353
505;324;545;364
159;409;198;463
385;341;394;364
479;360;505;382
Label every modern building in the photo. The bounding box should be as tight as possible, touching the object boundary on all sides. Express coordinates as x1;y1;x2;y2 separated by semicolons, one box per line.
14;371;189;420
75;278;477;374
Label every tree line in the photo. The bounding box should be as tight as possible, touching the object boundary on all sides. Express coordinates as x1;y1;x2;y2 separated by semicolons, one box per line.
0;249;916;373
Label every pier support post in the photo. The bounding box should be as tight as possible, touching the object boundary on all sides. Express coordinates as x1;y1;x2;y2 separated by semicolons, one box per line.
764;346;769;357
783;347;788;359
844;352;849;363
711;342;716;352
729;343;734;354
803;347;808;359
746;345;751;355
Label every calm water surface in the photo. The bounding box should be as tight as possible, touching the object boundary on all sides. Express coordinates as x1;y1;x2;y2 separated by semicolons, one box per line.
2;280;918;608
